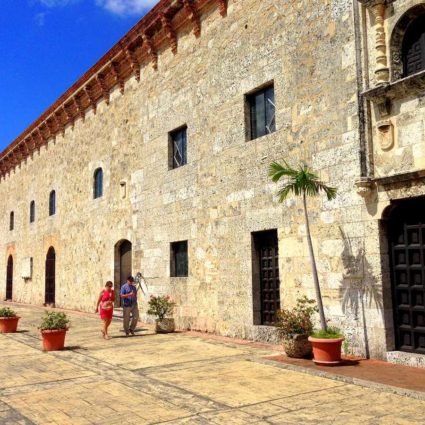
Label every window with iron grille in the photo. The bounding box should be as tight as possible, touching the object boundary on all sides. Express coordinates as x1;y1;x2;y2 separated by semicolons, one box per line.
169;126;187;169
94;168;103;199
9;211;14;231
170;241;188;277
49;190;56;216
30;201;35;223
246;84;276;141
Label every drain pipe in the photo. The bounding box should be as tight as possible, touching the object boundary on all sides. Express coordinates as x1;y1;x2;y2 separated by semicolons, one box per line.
353;0;369;179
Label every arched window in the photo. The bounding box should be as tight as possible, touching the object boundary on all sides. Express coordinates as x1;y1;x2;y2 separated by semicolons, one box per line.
9;211;14;231
402;14;425;77
93;168;103;199
49;190;56;216
30;201;35;223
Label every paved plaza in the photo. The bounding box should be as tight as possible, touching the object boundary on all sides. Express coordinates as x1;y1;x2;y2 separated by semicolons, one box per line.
1;302;425;424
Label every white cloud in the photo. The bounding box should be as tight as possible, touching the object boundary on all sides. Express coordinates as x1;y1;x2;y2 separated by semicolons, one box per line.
37;0;79;6
96;0;158;16
34;12;47;26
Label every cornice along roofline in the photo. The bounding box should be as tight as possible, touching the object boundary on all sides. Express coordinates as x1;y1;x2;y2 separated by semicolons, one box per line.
0;0;228;180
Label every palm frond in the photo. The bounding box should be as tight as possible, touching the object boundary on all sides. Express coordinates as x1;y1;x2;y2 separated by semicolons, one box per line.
269;160;337;202
268;161;298;182
277;184;296;201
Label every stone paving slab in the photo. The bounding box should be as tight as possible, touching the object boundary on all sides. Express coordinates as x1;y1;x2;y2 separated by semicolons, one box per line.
1;301;425;424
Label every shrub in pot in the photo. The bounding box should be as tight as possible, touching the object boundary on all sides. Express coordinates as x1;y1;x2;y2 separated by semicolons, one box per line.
308;327;344;365
147;295;176;333
276;296;316;358
39;311;70;351
0;307;20;333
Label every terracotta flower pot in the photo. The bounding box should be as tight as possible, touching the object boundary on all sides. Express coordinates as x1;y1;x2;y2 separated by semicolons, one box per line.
41;329;67;351
0;316;20;333
282;334;312;358
155;318;175;334
308;336;344;365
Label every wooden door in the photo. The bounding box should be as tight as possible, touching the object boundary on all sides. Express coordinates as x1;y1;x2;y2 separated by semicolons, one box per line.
45;247;56;305
118;241;132;307
255;231;280;325
390;200;425;354
6;256;13;300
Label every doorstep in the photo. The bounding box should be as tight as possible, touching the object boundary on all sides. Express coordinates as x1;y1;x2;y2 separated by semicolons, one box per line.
264;354;425;399
387;351;425;369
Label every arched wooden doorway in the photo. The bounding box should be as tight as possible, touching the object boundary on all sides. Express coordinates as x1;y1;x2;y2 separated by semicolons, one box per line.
6;255;13;300
45;247;56;305
388;197;425;354
114;240;132;307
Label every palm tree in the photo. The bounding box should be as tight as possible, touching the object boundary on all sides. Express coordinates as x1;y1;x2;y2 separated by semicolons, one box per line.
269;161;337;332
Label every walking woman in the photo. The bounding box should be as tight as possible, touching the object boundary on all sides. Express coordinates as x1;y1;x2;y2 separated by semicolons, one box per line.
96;281;115;339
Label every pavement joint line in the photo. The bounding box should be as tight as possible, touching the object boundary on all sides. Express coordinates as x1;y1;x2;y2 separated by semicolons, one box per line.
132;354;257;375
0;398;37;424
0;375;102;397
252;356;425;402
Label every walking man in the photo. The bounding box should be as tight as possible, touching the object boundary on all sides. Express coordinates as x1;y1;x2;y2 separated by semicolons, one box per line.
120;275;139;336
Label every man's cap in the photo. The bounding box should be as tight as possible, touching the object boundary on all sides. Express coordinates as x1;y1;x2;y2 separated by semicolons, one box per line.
127;275;134;282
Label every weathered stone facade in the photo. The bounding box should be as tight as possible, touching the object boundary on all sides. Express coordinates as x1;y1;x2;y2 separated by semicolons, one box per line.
1;0;425;361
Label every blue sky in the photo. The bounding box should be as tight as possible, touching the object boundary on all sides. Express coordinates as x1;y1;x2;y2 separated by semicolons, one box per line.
0;0;158;152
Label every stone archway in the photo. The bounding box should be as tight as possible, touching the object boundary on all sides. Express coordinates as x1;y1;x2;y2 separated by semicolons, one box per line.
390;4;425;80
114;240;132;307
5;255;13;300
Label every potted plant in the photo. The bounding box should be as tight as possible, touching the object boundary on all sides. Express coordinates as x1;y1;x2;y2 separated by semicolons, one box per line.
0;307;20;333
147;295;176;333
269;161;344;365
39;311;70;351
276;296;317;358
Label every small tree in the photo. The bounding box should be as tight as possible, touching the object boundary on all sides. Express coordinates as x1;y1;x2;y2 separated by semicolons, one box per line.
269;161;337;332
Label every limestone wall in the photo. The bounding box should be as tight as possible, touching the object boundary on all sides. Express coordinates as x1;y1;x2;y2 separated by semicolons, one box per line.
0;0;382;354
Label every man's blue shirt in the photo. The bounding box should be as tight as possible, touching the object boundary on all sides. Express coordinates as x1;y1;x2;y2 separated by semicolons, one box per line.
120;283;137;307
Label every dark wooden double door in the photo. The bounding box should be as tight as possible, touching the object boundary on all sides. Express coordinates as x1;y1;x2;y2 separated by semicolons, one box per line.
390;199;425;354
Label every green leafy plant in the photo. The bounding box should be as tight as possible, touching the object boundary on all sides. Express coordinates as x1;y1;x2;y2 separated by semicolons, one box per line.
269;161;337;332
38;311;70;331
147;295;176;320
311;326;343;339
276;296;317;337
0;307;17;318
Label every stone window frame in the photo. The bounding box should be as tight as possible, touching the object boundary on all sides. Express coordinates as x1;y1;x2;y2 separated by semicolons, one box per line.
49;190;56;216
29;201;35;223
9;211;14;231
390;4;425;81
93;167;103;199
245;81;276;142
170;240;188;277
168;125;188;170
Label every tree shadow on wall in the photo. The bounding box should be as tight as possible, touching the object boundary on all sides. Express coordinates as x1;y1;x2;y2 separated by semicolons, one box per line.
338;227;383;359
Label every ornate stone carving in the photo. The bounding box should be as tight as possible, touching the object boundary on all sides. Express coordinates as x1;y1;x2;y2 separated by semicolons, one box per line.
183;0;201;37
97;74;110;106
377;119;394;150
125;48;141;82
355;177;376;198
160;14;178;54
217;0;227;17
370;2;389;84
142;33;158;70
110;61;125;95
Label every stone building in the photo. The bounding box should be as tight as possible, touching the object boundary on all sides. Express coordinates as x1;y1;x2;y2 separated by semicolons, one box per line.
1;0;425;363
